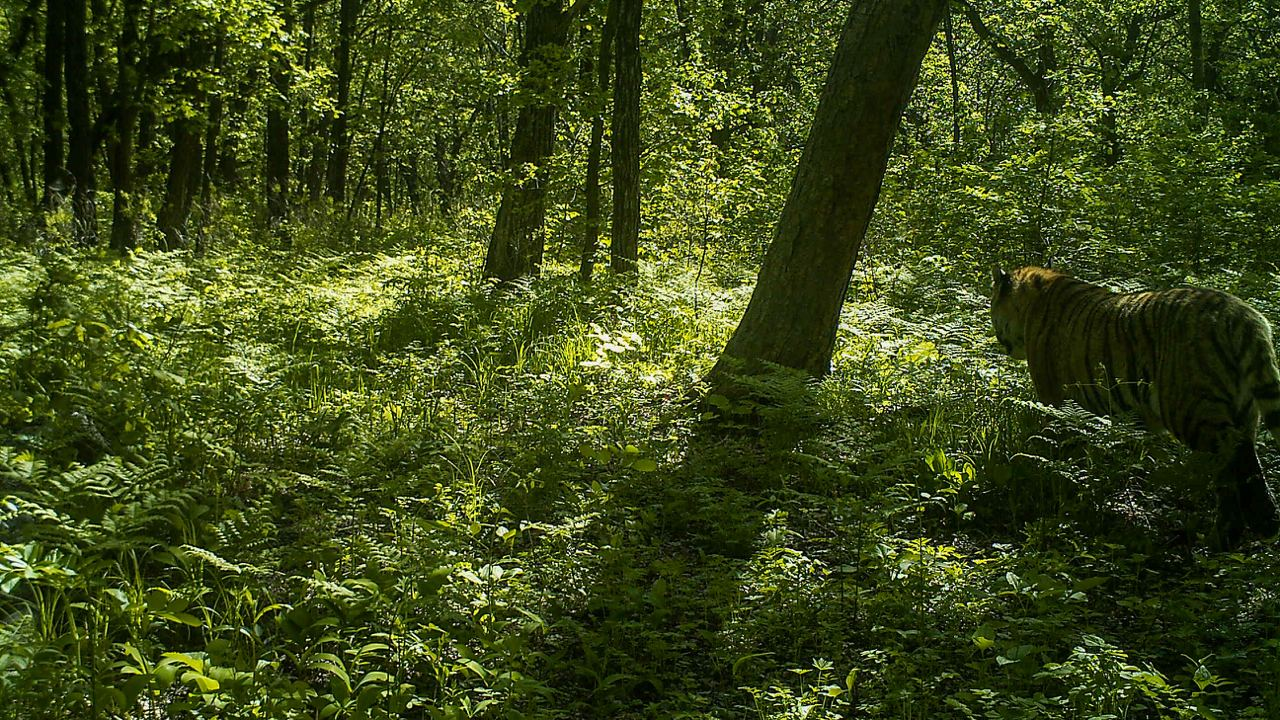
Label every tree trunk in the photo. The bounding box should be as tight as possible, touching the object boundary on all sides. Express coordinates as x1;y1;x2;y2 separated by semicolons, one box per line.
156;118;203;249
483;0;572;281
708;0;946;383
1;0;39;206
1189;0;1208;124
579;0;618;282
156;43;208;250
327;0;359;204
372;46;393;227
609;0;641;274
266;1;292;235
17;135;37;204
41;0;66;211
672;0;690;64
198;35;226;249
64;0;94;243
107;0;141;252
944;7;961;147
959;1;1058;115
299;0;325;203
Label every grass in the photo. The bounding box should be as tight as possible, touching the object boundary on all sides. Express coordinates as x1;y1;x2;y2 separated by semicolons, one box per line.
1;233;1278;719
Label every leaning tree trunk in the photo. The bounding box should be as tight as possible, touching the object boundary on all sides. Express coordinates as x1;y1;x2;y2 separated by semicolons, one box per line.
708;0;947;384
483;0;572;282
64;0;94;243
609;0;641;274
41;0;65;211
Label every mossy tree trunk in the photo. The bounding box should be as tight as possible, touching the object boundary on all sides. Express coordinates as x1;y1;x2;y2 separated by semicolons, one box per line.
483;0;573;282
608;0;641;274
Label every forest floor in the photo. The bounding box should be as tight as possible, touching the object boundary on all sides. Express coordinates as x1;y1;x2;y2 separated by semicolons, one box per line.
1;233;1278;719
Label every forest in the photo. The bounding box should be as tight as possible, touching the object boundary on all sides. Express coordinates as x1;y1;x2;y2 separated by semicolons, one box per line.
1;0;1279;716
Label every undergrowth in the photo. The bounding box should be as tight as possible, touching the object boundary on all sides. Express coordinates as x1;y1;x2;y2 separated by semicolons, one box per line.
1;238;1277;719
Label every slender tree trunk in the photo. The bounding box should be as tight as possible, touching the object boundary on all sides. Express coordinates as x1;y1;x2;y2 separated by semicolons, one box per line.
609;0;641;274
1;0;39;206
299;0;323;202
17;135;37;203
672;0;690;64
580;0;618;281
1189;0;1208;125
198;35;226;247
41;0;66;210
0;0;40;104
1100;65;1121;164
944;7;961;147
483;0;573;281
373;47;393;227
709;0;947;383
156;43;209;250
266;1;292;235
156;119;203;249
107;0;141;252
327;0;359;204
64;0;94;243
959;1;1058;115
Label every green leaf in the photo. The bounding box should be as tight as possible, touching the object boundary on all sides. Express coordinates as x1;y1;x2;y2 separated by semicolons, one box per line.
186;672;220;693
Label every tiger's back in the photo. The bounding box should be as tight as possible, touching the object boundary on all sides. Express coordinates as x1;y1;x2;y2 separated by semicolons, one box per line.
991;265;1280;546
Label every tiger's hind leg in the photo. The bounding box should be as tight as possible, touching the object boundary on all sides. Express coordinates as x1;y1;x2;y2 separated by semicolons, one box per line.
1216;440;1280;549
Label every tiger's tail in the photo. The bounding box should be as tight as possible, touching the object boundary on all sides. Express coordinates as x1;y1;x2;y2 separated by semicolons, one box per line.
1245;343;1280;538
1255;346;1280;450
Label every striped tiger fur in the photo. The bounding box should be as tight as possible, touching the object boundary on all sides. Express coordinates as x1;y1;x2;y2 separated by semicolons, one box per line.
991;266;1280;547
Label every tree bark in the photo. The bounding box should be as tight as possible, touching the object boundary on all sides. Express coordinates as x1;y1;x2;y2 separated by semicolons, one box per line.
41;0;66;211
944;7;961;147
107;0;141;252
579;0;618;282
482;0;573;281
266;1;292;235
609;0;641;274
327;0;360;204
1189;0;1208;124
198;35;226;249
708;0;946;383
372;45;393;227
64;0;95;243
156;117;204;249
156;43;209;250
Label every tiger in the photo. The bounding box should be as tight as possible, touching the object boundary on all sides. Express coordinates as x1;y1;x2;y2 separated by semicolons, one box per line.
990;265;1280;548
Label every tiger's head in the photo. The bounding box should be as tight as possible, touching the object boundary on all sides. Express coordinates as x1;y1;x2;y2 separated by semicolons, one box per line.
990;266;1065;360
990;267;1034;360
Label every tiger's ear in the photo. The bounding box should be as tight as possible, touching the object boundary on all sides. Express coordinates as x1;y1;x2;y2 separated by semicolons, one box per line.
991;267;1012;294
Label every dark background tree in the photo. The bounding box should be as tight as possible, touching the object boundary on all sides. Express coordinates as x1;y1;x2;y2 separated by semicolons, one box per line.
327;0;360;204
608;0;641;273
62;0;91;242
578;0;617;281
482;0;579;281
40;0;64;210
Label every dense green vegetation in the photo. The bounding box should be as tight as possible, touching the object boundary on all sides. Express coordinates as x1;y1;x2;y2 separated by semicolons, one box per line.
5;233;1280;718
3;0;1280;717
